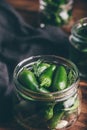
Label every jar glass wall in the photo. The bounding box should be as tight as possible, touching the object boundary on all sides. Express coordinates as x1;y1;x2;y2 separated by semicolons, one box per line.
39;0;74;27
69;17;87;80
13;55;81;130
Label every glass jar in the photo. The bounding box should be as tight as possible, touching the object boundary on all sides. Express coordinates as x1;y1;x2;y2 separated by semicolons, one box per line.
69;17;87;80
39;0;74;27
13;55;81;130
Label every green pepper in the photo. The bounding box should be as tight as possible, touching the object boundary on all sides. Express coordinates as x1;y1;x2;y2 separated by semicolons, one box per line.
18;68;39;91
39;64;56;87
33;59;50;77
52;65;67;91
48;110;64;129
43;103;55;120
18;68;50;93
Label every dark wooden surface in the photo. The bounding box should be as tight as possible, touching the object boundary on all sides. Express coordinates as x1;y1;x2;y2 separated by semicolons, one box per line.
1;0;87;129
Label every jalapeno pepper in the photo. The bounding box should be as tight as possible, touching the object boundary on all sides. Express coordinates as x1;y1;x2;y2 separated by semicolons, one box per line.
39;64;56;88
33;59;50;77
18;68;49;93
48;110;64;129
52;65;67;91
18;68;39;91
43;103;55;120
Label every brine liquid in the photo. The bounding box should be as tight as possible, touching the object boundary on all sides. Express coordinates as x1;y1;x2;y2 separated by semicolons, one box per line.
13;92;80;130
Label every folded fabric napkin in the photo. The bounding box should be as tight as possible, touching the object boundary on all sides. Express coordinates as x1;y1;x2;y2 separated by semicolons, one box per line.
0;0;70;122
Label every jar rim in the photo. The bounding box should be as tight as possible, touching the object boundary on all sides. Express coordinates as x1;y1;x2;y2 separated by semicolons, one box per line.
13;55;79;101
71;17;87;41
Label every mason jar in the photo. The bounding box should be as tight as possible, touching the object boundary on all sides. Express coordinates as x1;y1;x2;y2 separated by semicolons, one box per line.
39;0;74;27
13;55;81;130
69;17;87;80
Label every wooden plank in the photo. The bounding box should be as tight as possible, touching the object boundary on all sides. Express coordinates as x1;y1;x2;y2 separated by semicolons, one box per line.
5;0;39;11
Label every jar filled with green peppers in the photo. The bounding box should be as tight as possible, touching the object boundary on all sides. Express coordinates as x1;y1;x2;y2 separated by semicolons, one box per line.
13;55;81;130
69;17;87;80
39;0;74;27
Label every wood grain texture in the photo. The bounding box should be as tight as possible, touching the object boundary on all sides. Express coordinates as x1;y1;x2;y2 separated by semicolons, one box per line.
72;0;87;21
6;0;39;11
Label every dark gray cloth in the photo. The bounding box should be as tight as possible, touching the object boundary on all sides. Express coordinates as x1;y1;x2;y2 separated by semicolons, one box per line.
0;0;69;122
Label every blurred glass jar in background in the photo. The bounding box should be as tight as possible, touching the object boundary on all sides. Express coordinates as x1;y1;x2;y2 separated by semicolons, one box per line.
39;0;74;28
69;17;87;80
